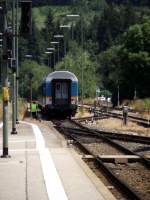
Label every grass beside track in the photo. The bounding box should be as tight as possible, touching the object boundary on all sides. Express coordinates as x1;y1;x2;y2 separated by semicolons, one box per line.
0;98;27;121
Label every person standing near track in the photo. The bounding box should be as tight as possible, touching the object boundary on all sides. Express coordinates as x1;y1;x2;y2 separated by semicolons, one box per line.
31;101;38;119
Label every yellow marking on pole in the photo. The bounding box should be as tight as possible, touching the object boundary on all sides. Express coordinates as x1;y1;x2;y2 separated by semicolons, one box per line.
2;87;9;102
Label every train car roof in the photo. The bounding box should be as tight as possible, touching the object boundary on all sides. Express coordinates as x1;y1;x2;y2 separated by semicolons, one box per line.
45;71;78;82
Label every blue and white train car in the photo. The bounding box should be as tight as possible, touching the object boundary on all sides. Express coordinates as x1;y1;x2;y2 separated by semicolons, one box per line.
42;71;78;117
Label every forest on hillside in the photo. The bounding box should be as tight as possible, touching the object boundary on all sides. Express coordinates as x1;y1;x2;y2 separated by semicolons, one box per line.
32;0;150;6
3;0;149;105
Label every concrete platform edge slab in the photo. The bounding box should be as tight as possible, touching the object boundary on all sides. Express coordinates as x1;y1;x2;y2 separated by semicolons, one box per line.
69;149;116;200
20;121;68;200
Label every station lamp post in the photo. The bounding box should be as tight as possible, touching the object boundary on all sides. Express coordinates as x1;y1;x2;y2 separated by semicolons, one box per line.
0;1;10;157
45;51;53;69
53;35;64;62
25;54;33;116
66;14;80;40
29;72;33;118
46;47;55;68
60;25;71;70
54;34;64;38
117;84;120;107
0;33;2;83
15;0;19;124
66;14;84;106
11;0;17;134
50;41;59;65
25;54;33;59
60;25;71;28
66;14;80;17
47;47;55;51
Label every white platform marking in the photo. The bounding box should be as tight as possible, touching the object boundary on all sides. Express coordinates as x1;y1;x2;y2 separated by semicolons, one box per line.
0;123;3;129
20;121;68;200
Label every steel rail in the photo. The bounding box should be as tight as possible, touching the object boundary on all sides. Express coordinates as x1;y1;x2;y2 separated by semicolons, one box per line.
71;119;150;144
62;126;132;156
106;111;149;127
74;120;150;167
80;105;149;127
57;119;150;167
81;104;147;119
60;125;150;144
58;125;141;200
74;115;109;121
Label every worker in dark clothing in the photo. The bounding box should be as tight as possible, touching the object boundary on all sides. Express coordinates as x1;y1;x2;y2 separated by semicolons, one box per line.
123;106;128;125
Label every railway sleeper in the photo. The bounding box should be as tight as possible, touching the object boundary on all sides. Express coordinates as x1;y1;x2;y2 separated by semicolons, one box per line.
82;154;150;164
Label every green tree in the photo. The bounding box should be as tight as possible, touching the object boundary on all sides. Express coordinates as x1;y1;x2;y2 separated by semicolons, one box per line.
97;45;121;105
56;41;97;98
119;18;150;98
41;9;55;44
18;37;28;62
19;60;49;99
19;20;42;63
27;20;42;63
97;5;121;51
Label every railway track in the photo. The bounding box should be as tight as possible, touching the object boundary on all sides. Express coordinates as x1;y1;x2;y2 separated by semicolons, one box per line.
80;105;150;127
73;116;150;144
57;119;150;164
106;111;149;127
53;119;150;200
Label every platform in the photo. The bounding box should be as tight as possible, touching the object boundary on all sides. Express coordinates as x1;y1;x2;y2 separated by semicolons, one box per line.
0;120;116;200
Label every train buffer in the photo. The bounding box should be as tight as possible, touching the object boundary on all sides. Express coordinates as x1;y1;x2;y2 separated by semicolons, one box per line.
0;120;116;200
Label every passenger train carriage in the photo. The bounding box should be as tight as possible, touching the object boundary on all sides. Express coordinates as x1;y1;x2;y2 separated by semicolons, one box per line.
41;71;78;117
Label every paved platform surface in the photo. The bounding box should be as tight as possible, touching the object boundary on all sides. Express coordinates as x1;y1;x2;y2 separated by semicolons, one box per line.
0;120;116;200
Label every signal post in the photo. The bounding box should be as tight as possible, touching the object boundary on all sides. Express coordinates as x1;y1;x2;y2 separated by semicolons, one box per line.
11;0;17;134
0;1;10;157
